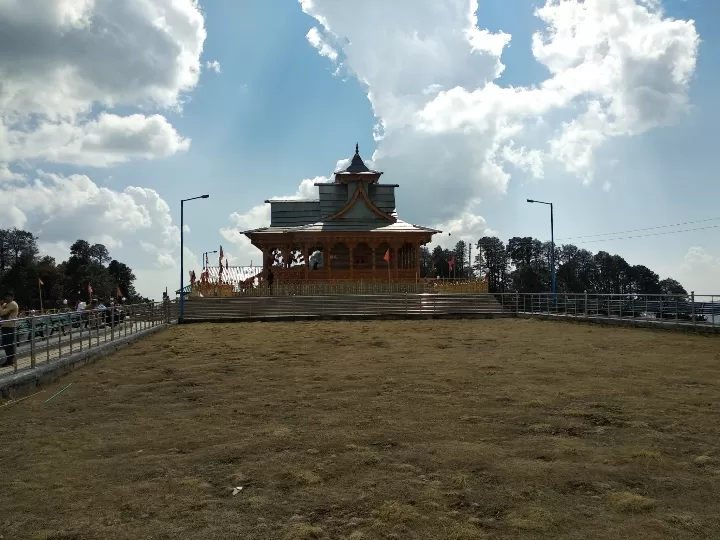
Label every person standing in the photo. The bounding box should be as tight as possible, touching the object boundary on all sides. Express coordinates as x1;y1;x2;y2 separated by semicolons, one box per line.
0;290;19;368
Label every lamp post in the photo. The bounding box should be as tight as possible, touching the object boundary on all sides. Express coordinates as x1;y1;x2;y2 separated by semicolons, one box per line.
202;250;218;270
527;199;556;297
180;194;210;323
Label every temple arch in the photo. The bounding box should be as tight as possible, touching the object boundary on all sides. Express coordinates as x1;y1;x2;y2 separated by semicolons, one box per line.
353;242;372;269
330;242;350;270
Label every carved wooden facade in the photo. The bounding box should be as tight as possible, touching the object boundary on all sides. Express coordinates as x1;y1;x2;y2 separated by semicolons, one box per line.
244;145;439;283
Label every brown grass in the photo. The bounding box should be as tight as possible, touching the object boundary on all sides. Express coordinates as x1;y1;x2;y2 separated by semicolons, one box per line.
2;318;720;539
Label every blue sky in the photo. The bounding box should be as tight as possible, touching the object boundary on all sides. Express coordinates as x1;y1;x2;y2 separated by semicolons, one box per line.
0;0;717;296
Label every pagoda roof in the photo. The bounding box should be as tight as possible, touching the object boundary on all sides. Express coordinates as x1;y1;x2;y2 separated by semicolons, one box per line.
265;199;319;204
244;218;440;235
335;143;382;176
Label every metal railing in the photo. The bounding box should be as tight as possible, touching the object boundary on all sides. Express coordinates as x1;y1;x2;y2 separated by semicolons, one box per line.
1;301;177;379
518;292;719;327
188;278;490;297
179;292;720;330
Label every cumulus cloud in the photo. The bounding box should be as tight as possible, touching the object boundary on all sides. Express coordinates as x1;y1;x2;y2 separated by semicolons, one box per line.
0;0;208;297
285;0;698;243
205;60;222;73
6;113;191;167
306;27;338;63
0;0;206;170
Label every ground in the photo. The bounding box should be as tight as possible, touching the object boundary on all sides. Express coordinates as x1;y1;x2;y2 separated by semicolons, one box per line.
2;319;720;540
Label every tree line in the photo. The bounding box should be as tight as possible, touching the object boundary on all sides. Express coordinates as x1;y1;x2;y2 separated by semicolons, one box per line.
420;237;688;296
0;228;148;310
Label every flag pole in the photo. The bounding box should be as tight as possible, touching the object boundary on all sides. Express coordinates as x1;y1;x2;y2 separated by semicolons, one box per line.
38;279;43;312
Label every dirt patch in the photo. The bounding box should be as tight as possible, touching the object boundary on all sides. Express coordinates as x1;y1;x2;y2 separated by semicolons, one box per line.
2;319;720;539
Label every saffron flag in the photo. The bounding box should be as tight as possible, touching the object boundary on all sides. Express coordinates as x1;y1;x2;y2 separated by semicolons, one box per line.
39;278;44;286
116;285;122;298
88;283;93;294
383;249;391;263
448;256;456;271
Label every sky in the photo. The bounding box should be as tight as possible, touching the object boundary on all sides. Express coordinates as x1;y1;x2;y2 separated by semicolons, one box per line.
0;0;718;298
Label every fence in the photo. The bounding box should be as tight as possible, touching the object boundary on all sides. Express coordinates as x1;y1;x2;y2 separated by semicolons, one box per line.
180;292;720;331
518;292;720;326
1;301;177;379
188;278;489;297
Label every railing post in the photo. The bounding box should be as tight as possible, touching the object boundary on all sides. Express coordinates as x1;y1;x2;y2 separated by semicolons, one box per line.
12;323;18;373
110;306;115;342
30;315;36;369
691;291;696;327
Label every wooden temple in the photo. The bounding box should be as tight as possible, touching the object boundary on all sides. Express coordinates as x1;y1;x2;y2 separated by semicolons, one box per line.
244;145;440;283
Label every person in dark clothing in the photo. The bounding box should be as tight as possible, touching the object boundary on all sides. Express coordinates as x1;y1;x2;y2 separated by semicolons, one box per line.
0;290;19;368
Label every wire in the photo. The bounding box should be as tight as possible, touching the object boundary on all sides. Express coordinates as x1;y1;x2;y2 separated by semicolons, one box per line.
556;216;720;241
571;224;720;245
433;216;720;255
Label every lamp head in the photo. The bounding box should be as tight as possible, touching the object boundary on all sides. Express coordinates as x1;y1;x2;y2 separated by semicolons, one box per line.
526;199;535;203
201;194;210;199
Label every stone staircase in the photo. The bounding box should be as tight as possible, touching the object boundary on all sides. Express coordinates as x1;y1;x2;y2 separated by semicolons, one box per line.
181;293;511;322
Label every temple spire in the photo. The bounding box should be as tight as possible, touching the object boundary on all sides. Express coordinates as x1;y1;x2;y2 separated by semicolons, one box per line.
355;142;359;155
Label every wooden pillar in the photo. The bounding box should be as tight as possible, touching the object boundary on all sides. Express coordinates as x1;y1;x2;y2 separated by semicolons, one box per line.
371;242;376;281
415;240;421;278
392;242;400;280
304;243;309;279
349;241;354;280
325;244;331;278
262;247;270;271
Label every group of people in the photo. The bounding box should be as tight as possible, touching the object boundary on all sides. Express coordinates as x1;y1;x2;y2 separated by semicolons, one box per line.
0;290;19;368
0;292;121;369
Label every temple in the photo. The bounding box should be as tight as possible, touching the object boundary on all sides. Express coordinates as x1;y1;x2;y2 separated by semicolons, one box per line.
243;145;440;283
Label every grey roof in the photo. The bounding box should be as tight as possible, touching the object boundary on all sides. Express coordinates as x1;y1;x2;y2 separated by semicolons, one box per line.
337;143;381;175
265;199;319;203
244;218;440;235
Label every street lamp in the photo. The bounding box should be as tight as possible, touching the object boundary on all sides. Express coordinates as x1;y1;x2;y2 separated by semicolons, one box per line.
180;194;210;323
202;250;218;270
527;199;556;297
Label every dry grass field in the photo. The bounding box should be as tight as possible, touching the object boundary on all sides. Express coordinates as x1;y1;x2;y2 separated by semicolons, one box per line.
2;319;720;540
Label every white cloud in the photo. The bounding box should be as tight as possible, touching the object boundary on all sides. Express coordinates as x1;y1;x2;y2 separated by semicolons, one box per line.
0;0;207;298
0;0;206;170
205;60;222;73
655;247;720;296
5;113;191;167
306;27;338;63
290;0;698;234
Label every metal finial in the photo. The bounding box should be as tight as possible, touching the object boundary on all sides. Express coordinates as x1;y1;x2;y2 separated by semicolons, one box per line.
355;142;359;155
